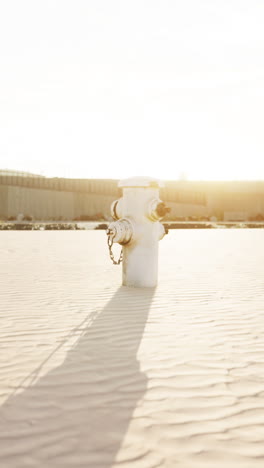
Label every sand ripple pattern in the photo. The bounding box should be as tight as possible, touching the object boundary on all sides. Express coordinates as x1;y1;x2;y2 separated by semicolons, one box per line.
0;230;264;467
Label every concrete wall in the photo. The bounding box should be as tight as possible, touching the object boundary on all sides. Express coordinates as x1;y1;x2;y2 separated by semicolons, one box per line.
0;177;263;221
166;201;208;219
0;186;8;218
7;186;75;220
5;186;116;220
0;175;120;197
206;188;264;221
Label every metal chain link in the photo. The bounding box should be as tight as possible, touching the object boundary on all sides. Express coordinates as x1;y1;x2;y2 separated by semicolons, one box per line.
106;229;123;265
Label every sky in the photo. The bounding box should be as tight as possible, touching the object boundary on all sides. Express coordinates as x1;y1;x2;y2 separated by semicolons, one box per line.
0;0;264;181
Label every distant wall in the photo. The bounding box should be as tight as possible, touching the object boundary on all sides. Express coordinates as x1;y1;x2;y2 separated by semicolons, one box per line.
5;186;116;220
0;186;8;218
166;202;208;219
0;175;120;197
3;184;208;221
0;176;263;221
206;185;264;220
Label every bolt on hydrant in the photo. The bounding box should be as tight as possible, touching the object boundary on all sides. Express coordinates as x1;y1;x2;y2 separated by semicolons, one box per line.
106;177;170;288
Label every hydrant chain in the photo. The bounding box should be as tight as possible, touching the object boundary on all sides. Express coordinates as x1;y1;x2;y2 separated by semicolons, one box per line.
106;229;123;265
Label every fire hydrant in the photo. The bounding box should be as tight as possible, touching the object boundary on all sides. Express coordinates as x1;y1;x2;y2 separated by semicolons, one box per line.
106;177;170;288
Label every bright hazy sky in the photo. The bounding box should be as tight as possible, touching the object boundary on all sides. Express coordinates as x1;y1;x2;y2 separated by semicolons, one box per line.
1;0;264;180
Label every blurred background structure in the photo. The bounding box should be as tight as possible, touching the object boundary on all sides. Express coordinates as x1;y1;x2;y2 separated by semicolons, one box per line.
0;169;263;222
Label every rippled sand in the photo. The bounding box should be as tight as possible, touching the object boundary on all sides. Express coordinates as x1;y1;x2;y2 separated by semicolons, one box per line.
1;230;264;467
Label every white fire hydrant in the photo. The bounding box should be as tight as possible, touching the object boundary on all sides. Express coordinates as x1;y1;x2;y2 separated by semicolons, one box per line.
106;177;170;288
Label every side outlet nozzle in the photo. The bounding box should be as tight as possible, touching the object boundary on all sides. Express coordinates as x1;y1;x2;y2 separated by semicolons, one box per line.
147;199;171;221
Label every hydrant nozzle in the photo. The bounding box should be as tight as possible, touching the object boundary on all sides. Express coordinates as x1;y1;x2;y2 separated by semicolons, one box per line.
107;218;134;245
147;198;171;221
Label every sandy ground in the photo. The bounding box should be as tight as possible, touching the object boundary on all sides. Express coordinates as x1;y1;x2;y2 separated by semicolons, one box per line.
1;230;264;468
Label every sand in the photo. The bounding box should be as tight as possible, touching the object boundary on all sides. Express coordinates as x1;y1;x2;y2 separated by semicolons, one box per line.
1;229;264;468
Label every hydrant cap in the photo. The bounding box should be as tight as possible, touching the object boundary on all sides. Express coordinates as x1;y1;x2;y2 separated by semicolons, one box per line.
118;176;164;188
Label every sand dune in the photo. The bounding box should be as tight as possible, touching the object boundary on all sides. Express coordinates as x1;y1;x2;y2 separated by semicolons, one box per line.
0;230;264;467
